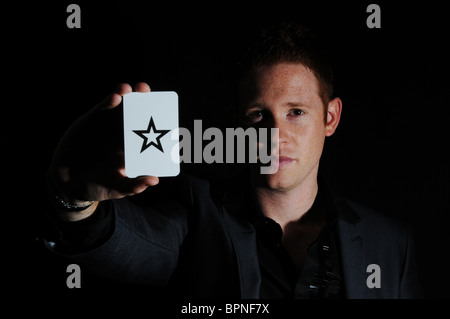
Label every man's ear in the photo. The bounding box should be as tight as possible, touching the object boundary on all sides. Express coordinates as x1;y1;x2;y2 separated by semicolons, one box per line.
325;97;342;137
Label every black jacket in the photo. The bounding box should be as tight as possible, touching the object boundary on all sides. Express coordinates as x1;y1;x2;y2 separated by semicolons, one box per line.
46;174;423;299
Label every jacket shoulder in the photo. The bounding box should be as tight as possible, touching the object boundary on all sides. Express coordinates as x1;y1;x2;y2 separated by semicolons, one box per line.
343;199;414;243
348;199;409;226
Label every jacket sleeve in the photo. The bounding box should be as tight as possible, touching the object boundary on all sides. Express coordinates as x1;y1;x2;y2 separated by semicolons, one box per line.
42;176;193;286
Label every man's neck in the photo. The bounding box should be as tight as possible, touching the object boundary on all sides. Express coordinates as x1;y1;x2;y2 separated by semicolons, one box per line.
252;174;319;231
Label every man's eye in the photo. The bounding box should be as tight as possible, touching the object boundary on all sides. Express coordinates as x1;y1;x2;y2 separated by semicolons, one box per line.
289;109;305;117
246;110;264;121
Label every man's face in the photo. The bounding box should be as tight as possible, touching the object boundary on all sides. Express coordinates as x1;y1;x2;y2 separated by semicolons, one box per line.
239;62;341;192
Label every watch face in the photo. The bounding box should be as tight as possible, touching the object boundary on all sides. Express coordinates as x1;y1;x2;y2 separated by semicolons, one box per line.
55;196;94;211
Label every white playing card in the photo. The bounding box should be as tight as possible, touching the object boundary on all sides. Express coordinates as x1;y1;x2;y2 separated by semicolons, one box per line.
123;91;180;177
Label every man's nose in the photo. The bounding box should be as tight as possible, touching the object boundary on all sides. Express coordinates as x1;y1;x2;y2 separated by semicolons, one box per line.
272;116;288;144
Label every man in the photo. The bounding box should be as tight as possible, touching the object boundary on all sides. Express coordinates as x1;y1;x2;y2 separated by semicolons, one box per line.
42;22;423;298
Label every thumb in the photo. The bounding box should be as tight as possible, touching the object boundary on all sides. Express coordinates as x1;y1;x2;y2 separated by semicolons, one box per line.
115;175;160;196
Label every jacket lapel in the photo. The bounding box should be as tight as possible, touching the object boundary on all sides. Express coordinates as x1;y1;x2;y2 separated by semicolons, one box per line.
332;195;366;299
221;208;261;298
219;175;368;299
220;180;261;299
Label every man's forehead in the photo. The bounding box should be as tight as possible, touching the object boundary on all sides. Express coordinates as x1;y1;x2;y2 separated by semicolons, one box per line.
239;63;321;102
254;63;317;87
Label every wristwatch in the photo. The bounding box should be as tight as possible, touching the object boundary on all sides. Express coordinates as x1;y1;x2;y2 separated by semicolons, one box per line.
45;174;95;212
53;194;95;212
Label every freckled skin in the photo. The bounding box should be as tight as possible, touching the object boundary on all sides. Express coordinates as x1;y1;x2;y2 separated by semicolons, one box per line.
239;63;341;193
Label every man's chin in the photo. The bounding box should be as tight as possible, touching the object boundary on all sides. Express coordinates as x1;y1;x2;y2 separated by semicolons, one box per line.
251;168;296;192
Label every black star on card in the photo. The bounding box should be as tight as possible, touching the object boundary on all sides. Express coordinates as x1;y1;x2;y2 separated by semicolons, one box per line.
133;117;170;153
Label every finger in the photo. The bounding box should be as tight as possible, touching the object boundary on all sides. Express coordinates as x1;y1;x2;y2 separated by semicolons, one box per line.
94;93;122;110
115;176;160;195
134;82;151;92
94;83;133;111
115;83;133;96
136;175;159;187
117;167;160;188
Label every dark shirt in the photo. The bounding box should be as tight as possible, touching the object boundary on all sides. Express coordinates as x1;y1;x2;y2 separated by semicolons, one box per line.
253;186;345;299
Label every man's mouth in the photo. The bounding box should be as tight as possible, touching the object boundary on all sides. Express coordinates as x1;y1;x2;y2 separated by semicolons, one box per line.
276;156;295;168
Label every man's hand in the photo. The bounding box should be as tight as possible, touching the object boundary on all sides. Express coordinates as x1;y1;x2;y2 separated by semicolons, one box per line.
47;82;159;219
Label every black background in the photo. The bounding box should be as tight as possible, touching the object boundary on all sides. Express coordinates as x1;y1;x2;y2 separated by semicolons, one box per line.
4;0;449;307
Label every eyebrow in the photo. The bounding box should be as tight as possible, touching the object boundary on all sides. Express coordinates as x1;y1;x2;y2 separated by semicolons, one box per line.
285;102;310;108
248;102;310;109
243;101;311;112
